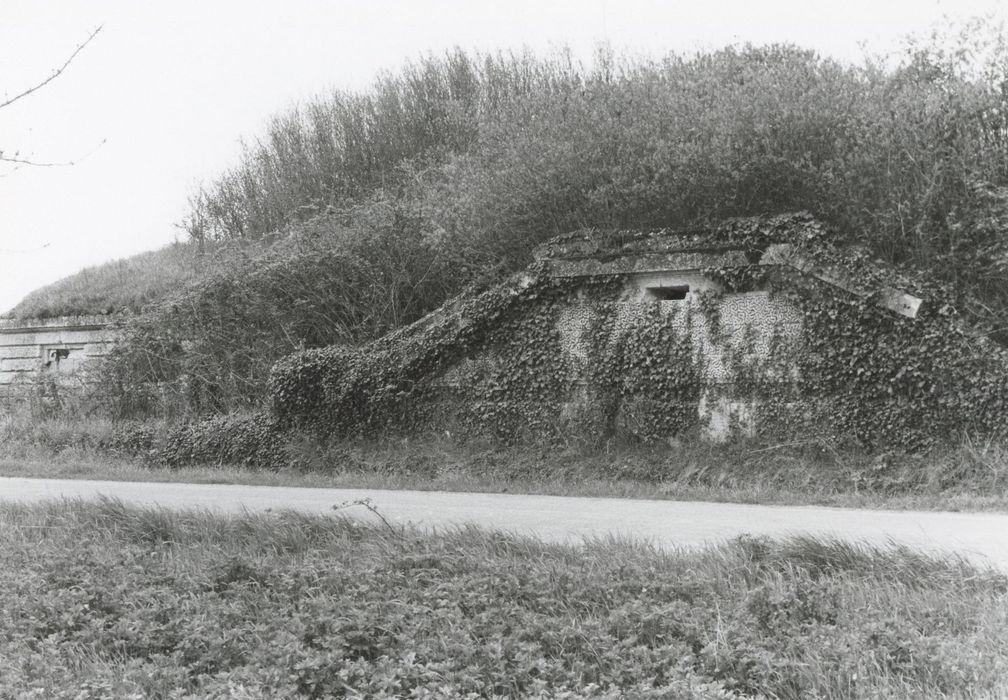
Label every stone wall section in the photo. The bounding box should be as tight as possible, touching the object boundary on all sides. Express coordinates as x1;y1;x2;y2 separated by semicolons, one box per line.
0;315;118;408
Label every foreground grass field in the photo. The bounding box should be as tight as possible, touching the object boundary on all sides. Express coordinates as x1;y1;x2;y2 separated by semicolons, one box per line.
0;500;1006;698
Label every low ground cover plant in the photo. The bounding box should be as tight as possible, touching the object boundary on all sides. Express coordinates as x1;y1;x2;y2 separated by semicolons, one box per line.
0;499;1005;698
4;413;1008;511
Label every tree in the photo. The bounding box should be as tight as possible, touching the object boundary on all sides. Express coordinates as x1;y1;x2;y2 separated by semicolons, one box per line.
0;25;102;169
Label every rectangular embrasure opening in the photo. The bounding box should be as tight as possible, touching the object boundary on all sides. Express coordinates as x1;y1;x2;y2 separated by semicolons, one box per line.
645;284;689;301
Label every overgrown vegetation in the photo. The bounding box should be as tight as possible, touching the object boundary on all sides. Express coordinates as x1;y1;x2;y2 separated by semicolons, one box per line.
1;500;1005;698
185;34;1008;309
261;214;1008;450
85;23;1008;419
98;220;460;416
7;23;1008;492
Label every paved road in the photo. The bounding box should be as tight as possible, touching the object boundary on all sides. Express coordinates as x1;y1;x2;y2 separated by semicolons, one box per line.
2;476;1007;570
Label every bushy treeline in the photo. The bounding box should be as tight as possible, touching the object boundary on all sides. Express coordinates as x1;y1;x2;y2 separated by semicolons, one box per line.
187;33;1008;303
181;48;582;242
111;26;1008;416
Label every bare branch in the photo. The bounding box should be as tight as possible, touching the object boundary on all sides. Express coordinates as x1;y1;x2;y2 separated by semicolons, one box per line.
333;498;405;540
0;138;107;168
0;154;78;167
0;25;103;110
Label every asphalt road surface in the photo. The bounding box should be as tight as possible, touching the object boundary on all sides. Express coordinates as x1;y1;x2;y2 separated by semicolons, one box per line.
2;476;1007;570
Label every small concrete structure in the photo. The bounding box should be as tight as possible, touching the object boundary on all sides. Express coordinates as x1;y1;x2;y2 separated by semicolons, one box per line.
526;231;921;441
0;315;117;409
423;220;929;443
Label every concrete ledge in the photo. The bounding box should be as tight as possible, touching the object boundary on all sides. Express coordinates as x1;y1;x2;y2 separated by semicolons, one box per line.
0;315;118;332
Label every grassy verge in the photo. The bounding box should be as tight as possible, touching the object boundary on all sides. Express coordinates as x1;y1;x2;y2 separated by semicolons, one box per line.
3;416;1008;512
5;451;1008;513
1;499;1006;698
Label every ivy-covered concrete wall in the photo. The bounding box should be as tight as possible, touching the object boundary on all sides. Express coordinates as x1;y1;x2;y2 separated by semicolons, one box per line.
426;269;804;444
270;214;1008;450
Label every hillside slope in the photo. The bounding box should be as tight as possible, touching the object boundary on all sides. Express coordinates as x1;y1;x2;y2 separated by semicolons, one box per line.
4;243;200;319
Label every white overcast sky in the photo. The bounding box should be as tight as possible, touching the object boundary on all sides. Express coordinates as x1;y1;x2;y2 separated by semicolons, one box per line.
1;0;1005;313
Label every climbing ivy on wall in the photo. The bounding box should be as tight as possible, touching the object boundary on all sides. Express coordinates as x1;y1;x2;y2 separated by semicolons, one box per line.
790;287;1008;449
269;266;563;438
599;304;705;442
270;215;1008;451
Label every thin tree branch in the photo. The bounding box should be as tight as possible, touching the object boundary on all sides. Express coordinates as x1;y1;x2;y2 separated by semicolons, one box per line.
0;154;78;167
0;138;107;168
0;25;103;110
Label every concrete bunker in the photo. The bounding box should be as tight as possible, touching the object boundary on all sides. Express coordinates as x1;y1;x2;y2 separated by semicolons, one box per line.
273;213;1008;448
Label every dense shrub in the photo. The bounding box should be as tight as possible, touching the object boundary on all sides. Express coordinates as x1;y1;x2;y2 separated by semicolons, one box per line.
156;412;286;468
187;30;1008;336
180;49;579;242
100;217;462;415
96;422;158;458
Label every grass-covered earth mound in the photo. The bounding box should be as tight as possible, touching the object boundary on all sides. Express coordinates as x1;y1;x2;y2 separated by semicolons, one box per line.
1;499;1005;698
2;243;200;320
27;28;1008;424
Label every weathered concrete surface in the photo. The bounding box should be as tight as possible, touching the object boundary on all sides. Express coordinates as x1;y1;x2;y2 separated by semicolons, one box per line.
0;316;117;408
2;476;1007;570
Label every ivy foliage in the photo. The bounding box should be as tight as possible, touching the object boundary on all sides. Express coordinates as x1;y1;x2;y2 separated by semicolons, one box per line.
789;288;1008;449
269;265;561;437
157;412;287;469
269;214;1008;451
